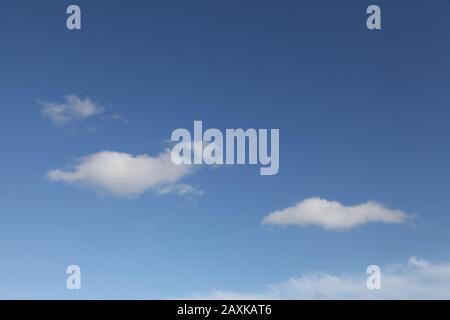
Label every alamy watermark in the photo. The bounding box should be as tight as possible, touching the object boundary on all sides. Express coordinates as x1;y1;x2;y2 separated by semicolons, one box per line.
366;265;382;290
66;265;81;290
171;121;279;175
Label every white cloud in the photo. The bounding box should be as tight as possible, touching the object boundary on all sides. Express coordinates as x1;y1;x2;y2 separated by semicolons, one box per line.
47;150;197;198
186;257;450;300
262;197;410;231
103;112;128;123
40;95;104;127
157;183;203;197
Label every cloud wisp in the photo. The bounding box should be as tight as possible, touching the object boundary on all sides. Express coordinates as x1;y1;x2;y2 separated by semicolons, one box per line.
186;257;450;300
47;150;199;198
262;197;410;231
40;95;104;127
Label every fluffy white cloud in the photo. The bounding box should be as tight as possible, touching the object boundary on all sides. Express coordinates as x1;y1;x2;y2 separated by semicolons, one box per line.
47;150;196;198
40;95;104;126
262;197;410;231
187;257;450;300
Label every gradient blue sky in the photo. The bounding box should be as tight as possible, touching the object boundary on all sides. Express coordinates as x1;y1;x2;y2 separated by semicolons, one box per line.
1;0;450;299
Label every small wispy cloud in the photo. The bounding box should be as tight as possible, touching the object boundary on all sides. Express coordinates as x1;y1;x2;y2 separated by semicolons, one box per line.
262;197;411;231
39;95;104;127
102;112;128;123
184;257;450;300
47;150;199;198
157;183;203;197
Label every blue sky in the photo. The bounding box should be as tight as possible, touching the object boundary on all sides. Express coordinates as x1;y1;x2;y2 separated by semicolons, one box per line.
1;0;450;299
